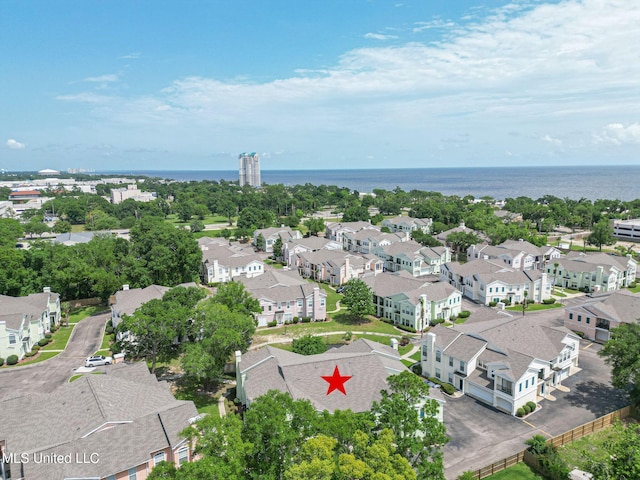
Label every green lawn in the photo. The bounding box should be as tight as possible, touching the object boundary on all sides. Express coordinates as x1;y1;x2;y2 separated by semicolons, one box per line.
40;324;76;350
410;351;422;362
253;314;406;345
628;284;640;293
318;283;342;312
0;350;60;369
551;289;567;298
264;258;285;269
401;359;415;368
506;303;563;312
270;332;411;352
69;305;109;323
556;425;617;471
484;463;544;479
174;385;220;416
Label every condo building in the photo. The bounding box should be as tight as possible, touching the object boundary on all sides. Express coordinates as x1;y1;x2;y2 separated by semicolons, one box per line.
239;152;261;187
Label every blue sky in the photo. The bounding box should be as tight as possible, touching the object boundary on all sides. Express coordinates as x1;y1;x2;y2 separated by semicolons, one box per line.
2;0;639;171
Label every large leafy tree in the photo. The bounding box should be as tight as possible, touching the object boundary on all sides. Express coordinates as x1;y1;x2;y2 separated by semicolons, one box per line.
586;219;615;251
341;278;375;320
181;299;256;389
117;286;205;372
599;322;640;403
585;421;640;480
130;217;201;286
371;371;448;479
242;390;320;480
212;281;261;317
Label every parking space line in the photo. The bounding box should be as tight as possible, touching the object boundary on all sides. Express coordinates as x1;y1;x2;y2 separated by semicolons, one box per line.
521;419;553;438
583;343;594;350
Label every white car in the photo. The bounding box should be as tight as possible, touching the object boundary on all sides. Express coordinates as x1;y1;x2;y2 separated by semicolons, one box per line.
85;355;112;367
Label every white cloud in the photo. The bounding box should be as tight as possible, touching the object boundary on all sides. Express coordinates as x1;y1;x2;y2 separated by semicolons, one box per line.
6;139;25;149
83;74;119;83
594;122;640;145
542;134;563;146
56;92;113;103
364;33;398;40
119;52;141;59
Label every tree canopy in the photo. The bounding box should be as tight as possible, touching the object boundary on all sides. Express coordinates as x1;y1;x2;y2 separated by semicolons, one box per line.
341;278;376;320
599;322;640;404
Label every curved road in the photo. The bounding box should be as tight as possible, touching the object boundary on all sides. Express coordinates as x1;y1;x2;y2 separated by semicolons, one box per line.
0;312;108;401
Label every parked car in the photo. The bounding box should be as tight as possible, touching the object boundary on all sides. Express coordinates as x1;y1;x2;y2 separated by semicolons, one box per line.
85;355;112;367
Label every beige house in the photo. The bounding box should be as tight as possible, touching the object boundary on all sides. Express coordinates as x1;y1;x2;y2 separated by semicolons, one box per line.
564;290;640;342
238;270;327;326
295;250;383;285
342;229;409;254
325;221;379;244
0;288;61;361
253;226;302;253
282;236;343;268
200;242;266;284
0;362;199;480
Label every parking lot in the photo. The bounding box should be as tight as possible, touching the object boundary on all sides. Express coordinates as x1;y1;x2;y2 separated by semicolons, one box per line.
443;339;630;479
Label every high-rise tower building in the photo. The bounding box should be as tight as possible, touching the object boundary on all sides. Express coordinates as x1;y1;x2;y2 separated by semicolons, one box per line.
238;152;261;187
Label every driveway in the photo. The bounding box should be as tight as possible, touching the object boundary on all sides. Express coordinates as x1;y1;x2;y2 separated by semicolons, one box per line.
0;312;109;401
443;340;630;480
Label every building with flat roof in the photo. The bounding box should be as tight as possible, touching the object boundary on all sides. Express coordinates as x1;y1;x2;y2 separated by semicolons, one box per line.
239;152;261;187
613;218;640;242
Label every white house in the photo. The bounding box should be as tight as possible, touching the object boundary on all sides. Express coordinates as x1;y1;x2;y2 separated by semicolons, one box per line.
282;236;343;268
422;320;580;416
0;288;61;361
253;227;302;253
545;252;637;293
374;240;451;277
325;221;379;244
381;216;433;234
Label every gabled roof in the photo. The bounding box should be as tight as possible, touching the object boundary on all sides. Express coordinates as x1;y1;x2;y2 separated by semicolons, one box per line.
362;272;428;297
1;363;199;480
238;339;406;413
0;291;58;329
443;258;511;277
112;285;171;317
401;282;459;305
286;236;338;251
566;290;640;325
238;269;307;289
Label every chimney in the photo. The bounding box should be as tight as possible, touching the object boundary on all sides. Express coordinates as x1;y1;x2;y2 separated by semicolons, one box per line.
122;284;129;291
235;350;242;366
43;286;51;293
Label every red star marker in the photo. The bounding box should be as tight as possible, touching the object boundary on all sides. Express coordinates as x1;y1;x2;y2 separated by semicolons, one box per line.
321;365;352;395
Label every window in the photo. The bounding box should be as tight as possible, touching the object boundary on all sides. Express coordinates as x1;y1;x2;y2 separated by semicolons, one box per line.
177;446;189;467
106;476;116;480
435;368;441;379
525;379;529;388
153;451;166;466
448;373;453;383
422;345;428;357
9;334;16;345
320;298;325;307
577;315;582;322
519;383;522;392
459;360;465;372
298;299;303;308
128;468;137;480
435;350;441;363
449;357;453;367
586;317;590;324
569;313;573;320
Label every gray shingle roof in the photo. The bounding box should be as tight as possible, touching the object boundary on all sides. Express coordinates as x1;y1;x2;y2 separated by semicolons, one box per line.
1;362;198;480
362;272;428;297
238;339;406;413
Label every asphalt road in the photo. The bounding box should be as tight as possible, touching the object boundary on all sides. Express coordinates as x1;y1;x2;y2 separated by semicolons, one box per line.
0;312;108;401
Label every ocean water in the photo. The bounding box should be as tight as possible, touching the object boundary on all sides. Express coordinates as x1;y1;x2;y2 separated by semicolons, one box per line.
102;165;640;201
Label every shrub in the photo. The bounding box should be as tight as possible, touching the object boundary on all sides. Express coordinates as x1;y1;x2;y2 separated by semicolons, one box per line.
526;401;537;412
441;383;455;395
107;319;113;328
572;330;585;338
38;338;49;347
50;325;58;332
292;335;327;355
292;317;299;324
24;351;35;358
400;336;411;346
411;364;422;376
31;345;40;352
397;324;417;333
630;282;637;288
431;318;444;326
7;355;19;365
0;357;3;366
267;320;277;327
489;301;498;307
458;310;471;318
542;298;556;305
516;407;525;417
301;317;312;323
45;333;52;339
523;404;532;414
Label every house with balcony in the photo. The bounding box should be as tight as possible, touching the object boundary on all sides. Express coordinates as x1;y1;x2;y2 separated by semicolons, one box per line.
295;250;383;285
0;288;61;361
564;290;640;342
282;236;343;268
545;252;637;293
253;226;302;253
373;240;451;277
441;259;551;305
422;318;580;416
467;240;561;271
238;270;327;326
200;243;266;284
342;229;408;254
363;272;462;331
325;221;379;244
381;216;433;235
0;362;199;480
